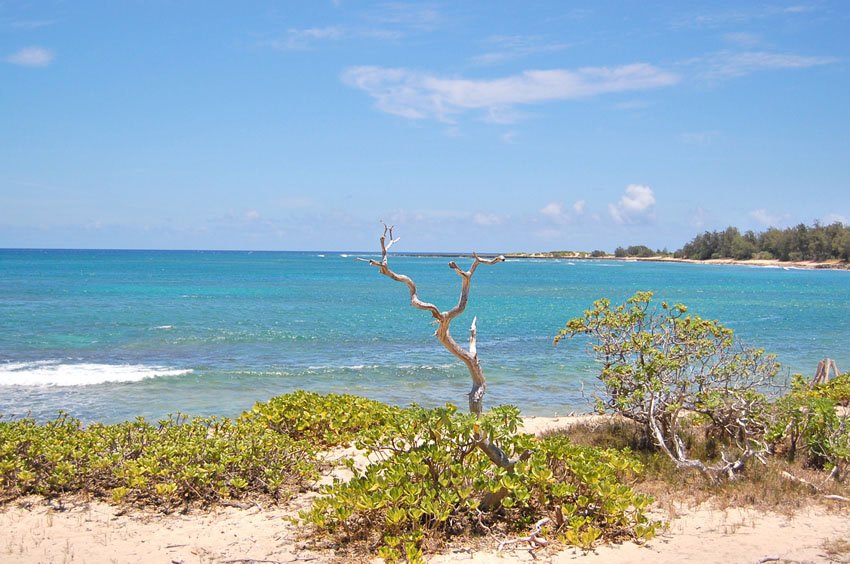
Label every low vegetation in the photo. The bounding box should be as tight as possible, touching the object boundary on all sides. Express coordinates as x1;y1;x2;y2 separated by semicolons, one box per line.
557;292;780;480
0;412;317;508
302;404;657;561
243;389;402;448
557;292;850;499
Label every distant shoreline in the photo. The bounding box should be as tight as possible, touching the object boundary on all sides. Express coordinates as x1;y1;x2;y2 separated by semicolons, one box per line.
5;248;848;271
398;252;850;271
505;253;850;270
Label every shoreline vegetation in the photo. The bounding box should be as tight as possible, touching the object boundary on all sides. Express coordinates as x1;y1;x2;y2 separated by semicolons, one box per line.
404;221;850;270
508;253;850;270
2;410;849;563
400;252;850;271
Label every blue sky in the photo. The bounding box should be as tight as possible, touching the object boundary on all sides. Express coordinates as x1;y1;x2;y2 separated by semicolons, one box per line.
2;1;848;252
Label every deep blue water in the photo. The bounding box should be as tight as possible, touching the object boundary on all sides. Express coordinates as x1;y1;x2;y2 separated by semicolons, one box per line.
1;249;848;422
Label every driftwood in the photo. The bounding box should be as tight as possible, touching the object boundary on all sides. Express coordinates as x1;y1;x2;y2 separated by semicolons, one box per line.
498;517;551;554
359;224;525;471
813;358;841;385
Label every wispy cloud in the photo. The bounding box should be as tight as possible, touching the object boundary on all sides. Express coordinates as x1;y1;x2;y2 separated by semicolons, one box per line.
367;2;441;32
608;185;656;225
261;26;345;50
259;24;406;51
472;212;503;226
278;196;314;209
471;35;571;66
9;19;56;30
538;200;586;224
722;32;761;48
679;130;720;145
822;213;848;226
672;4;818;29
694;50;837;80
342;64;679;122
749;208;786;227
613;100;650;111
540;202;569;224
690;207;709;228
4;46;54;67
573;200;586;215
500;131;517;144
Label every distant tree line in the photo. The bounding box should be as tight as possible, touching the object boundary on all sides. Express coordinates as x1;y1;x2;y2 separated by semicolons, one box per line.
674;222;850;262
613;245;670;258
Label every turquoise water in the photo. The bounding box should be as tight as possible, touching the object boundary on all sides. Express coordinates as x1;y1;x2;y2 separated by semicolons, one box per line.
1;249;848;423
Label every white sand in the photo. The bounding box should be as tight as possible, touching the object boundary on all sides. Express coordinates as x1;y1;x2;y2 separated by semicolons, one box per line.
2;416;849;563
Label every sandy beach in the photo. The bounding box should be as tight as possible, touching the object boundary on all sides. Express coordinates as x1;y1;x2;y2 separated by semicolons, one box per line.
3;415;848;564
503;253;850;271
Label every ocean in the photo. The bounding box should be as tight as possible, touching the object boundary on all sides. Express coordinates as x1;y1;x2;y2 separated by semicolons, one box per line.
1;249;848;423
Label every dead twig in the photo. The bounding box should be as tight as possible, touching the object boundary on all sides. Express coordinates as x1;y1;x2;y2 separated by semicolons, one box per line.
498;517;551;555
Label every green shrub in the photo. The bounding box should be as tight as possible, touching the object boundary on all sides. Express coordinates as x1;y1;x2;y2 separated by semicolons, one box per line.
769;374;850;479
302;403;657;561
244;390;403;448
557;292;780;479
0;411;317;508
812;372;850;406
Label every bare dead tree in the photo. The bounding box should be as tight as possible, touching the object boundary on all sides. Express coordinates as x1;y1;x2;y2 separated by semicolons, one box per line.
814;358;841;385
360;224;525;470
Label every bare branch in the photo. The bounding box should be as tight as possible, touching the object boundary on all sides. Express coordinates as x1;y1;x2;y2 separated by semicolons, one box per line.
361;226;521;470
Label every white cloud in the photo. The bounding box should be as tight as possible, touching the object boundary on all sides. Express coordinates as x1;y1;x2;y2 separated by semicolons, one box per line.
540;202;564;218
471;35;571;66
9;20;56;30
342;63;679;122
259;26;405;52
784;5;815;14
695;50;837;80
613;100;650;111
472;212;503;226
749;208;781;227
540;202;571;225
572;200;586;215
723;32;761;47
243;210;262;222
822;213;848;226
608;184;656;225
262;27;344;50
680;131;720;145
367;3;441;31
4;46;54;67
278;196;314;209
691;207;709;228
500;131;517;144
672;5;817;29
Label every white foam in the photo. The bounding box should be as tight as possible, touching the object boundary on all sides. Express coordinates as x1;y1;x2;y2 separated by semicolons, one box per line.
0;361;192;387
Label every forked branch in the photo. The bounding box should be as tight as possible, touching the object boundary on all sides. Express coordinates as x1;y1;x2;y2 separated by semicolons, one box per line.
360;224;521;469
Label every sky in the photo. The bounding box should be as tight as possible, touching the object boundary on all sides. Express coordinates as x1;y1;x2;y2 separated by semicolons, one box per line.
2;1;848;252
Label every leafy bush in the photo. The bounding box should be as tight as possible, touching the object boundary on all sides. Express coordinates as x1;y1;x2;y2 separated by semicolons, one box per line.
0;412;317;508
244;390;402;448
769;374;850;479
302;404;656;561
556;291;781;480
812;372;850;406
